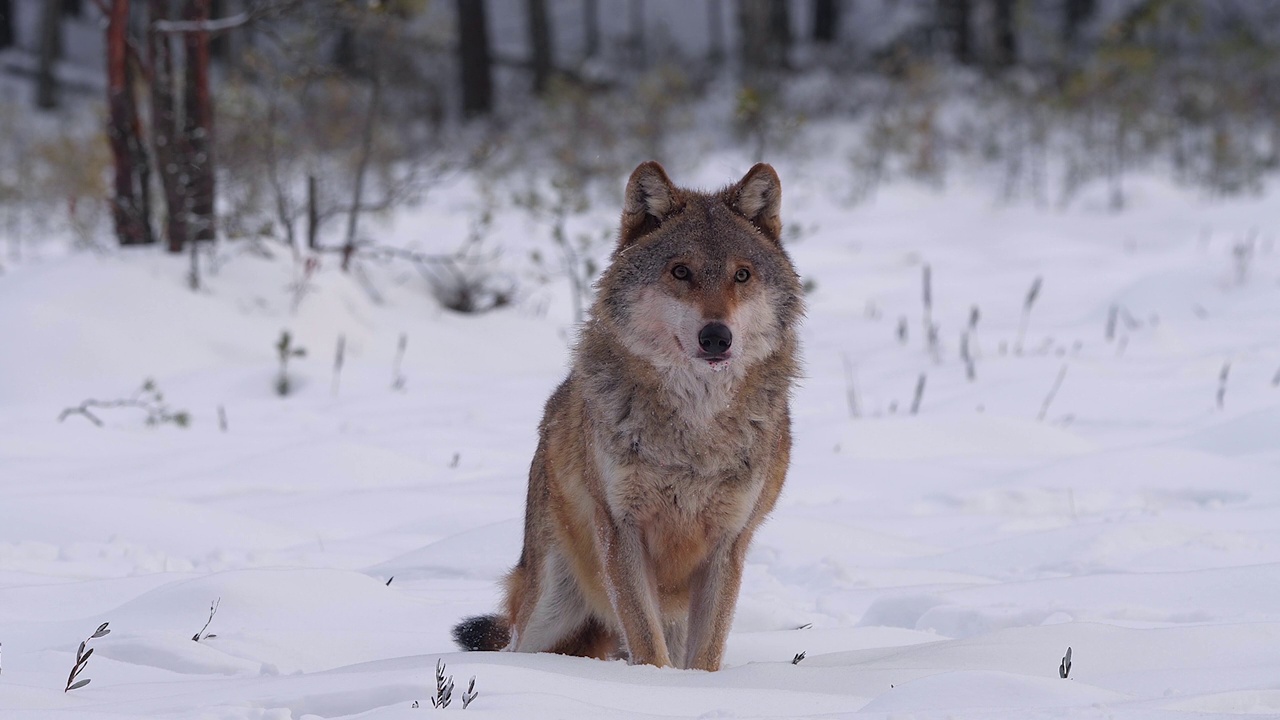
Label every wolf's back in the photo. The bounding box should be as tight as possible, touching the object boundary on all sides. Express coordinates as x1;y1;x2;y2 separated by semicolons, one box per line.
451;613;511;651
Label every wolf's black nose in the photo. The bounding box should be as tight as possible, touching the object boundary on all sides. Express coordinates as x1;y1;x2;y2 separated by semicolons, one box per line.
698;322;733;354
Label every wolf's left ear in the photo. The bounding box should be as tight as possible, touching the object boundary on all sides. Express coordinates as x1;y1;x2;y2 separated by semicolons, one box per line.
730;163;783;241
620;161;685;245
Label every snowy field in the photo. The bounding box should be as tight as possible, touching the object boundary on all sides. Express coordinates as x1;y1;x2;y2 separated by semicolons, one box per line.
2;149;1279;719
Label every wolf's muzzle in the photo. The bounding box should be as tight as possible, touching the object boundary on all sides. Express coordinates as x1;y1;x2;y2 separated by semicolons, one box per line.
698;322;733;355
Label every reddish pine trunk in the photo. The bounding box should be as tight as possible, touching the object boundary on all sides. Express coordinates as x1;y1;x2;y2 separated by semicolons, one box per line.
106;0;154;246
183;0;216;243
148;0;188;253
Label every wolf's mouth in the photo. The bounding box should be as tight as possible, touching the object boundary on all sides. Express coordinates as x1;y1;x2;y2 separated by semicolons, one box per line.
698;353;732;372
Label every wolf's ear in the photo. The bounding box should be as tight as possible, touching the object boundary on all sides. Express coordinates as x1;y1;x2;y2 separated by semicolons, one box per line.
729;163;782;241
620;161;684;245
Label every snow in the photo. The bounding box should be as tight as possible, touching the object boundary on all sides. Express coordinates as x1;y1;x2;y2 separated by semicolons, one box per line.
1;149;1279;719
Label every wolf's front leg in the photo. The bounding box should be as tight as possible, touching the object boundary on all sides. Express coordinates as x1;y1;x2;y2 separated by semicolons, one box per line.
599;519;671;667
683;534;750;671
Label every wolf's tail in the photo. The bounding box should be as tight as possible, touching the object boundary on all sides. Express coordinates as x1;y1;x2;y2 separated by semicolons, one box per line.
451;614;511;652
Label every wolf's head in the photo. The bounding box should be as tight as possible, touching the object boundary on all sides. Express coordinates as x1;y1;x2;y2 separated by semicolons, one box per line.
591;161;803;384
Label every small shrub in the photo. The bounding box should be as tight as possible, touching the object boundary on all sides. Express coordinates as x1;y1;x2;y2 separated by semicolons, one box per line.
275;331;307;396
59;380;190;428
432;658;454;708
192;598;220;642
65;623;110;692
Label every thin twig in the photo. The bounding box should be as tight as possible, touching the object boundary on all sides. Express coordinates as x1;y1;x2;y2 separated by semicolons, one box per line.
841;353;859;418
1038;365;1069;421
960;332;975;381
393;333;408;390
1217;361;1230;409
332;335;346;397
922;264;937;358
909;373;927;415
1016;276;1043;353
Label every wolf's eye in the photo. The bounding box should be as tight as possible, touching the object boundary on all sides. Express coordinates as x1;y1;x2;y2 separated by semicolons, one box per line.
672;264;690;280
734;268;751;283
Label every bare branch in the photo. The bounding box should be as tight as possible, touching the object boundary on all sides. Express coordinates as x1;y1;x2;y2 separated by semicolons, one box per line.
153;12;251;34
150;1;302;36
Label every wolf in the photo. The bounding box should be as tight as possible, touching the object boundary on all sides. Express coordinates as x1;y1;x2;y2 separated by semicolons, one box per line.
452;161;803;671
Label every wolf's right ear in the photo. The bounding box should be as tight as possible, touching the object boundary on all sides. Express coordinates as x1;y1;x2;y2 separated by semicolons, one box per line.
620;161;684;245
729;163;782;242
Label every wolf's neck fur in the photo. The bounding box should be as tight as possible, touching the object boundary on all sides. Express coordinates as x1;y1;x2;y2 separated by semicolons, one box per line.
578;341;770;432
652;363;740;427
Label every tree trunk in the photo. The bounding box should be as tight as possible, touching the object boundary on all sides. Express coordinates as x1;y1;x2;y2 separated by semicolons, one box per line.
707;0;723;63
1;0;15;50
209;0;229;60
307;174;319;251
343;52;382;272
1062;0;1096;50
738;0;785;78
628;0;644;66
36;0;61;110
106;0;154;246
582;0;598;59
993;0;1016;67
333;27;357;72
183;0;216;243
457;0;492;117
768;0;790;65
149;0;188;253
526;0;552;95
938;0;972;64
812;0;838;43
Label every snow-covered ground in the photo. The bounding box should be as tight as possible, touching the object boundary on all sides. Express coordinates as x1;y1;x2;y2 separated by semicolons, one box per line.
1;150;1279;719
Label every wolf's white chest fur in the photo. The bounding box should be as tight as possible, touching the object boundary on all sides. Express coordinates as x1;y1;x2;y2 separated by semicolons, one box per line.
595;366;758;530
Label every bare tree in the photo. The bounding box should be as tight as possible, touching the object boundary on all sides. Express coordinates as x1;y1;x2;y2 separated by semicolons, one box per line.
36;0;61;109
527;0;553;95
628;0;644;66
738;0;789;78
1062;0;1096;51
707;0;723;62
582;0;599;60
457;0;493;117
938;0;972;64
812;0;838;44
1;0;16;51
105;0;155;246
332;11;357;71
342;30;383;271
768;0;790;63
992;0;1016;68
